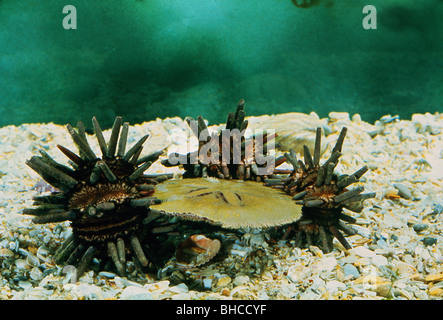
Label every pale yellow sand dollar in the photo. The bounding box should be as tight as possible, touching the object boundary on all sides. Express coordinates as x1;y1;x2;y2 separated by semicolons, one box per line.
153;177;302;228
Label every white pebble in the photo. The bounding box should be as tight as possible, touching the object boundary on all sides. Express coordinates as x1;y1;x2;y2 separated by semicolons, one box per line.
371;255;388;268
319;256;338;272
8;241;17;251
113;276;142;289
15;259;28;270
299;290;321;300
383;215;405;229
352;225;372;239
412;113;441;135
311;277;326;291
170;283;188;294
394;183;412;199
145;280;170;293
29;267;43;281
171;292;191;300
326;280;346;293
343;264;360;280
397;235;411;245
18;281;32;290
233;275;250;286
329;112;350;121
72;283;103;299
352;113;362;122
120;286;153;300
26;253;39;267
350;246;376;258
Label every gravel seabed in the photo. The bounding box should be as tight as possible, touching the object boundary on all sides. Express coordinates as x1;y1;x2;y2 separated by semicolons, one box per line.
0;111;442;300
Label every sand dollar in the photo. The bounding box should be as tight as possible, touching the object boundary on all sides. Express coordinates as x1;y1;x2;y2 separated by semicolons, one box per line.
153;177;302;228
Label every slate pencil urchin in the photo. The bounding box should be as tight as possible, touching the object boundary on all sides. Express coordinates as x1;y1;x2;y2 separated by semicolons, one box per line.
277;127;376;252
23;117;171;278
162;99;279;181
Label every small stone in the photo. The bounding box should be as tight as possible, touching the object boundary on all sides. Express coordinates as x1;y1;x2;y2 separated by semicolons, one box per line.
343;263;360;280
392;261;416;278
350;246;376;258
170;283;188;294
379;114;400;124
413;223;429;233
233;275;250;286
319;256;337;272
287;264;305;283
425;273;443;282
397;235;411;245
336;268;345;282
14;259;28;271
412;113;441;135
352;225;372;239
428;287;443;297
216;275;232;288
25;253;39;268
18;281;32;290
70;283;103;299
171;292;191;300
230;244;250;257
393;183;412;199
354;257;371;267
352;113;362;122
326;280;346;293
311;277;326;291
146;280;170;293
221;287;230;296
309;245;323;258
354;275;387;285
422;237;437;247
29;267;43;281
371;255;388;268
414;290;428;300
202;278;213;290
98;271;116;278
397;287;414;300
120;286;153;300
113;276;142;289
376;239;389;249
383;215;405;229
261;271;273;281
374;283;393;298
299;291;320;300
431;203;443;215
329;112;350;121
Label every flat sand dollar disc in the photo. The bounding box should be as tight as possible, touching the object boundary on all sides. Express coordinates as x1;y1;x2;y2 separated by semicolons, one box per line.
153;177;302;228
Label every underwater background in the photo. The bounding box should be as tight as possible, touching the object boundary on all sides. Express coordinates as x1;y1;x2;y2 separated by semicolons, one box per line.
0;0;442;128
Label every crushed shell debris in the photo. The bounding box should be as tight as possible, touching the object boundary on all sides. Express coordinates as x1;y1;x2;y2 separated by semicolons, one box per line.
0;111;442;300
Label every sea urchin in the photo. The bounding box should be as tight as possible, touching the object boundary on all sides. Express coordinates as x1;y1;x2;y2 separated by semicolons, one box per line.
23;117;168;278
162;100;279;181
280;127;376;252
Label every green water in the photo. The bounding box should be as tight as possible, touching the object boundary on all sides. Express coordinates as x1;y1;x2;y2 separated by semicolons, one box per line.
0;0;442;129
